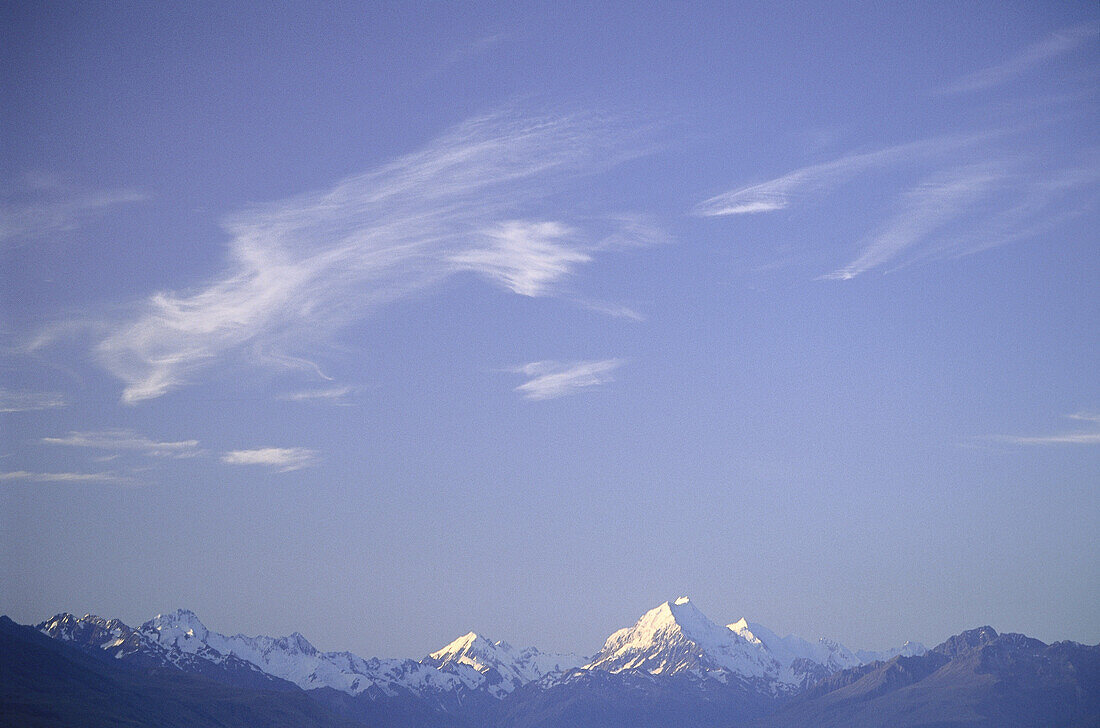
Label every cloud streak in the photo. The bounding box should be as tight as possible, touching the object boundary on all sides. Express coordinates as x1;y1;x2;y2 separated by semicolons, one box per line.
0;388;66;413
92;112;651;403
221;447;319;472
0;188;147;244
991;413;1100;446
0;470;134;484
691;138;961;218
514;359;624;400
41;429;202;458
822;165;1004;280
278;385;363;403
937;25;1095;95
697;136;1096;280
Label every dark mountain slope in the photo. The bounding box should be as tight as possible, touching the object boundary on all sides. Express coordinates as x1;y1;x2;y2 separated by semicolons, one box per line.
0;616;362;728
494;668;777;728
750;626;1100;728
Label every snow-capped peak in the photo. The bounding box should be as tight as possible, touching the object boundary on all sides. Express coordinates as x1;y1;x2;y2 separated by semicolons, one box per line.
142;608;211;648
429;631;488;661
425;630;586;698
586;598;778;680
600;598;739;654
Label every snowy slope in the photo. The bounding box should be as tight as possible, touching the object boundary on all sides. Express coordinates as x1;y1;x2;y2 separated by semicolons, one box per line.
39;609;579;701
585;597;783;685
38;611;281;688
424;631;585;698
135;609;494;697
583;597;926;693
728;617;926;669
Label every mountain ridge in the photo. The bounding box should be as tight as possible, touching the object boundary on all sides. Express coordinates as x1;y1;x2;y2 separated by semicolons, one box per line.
23;598;1095;728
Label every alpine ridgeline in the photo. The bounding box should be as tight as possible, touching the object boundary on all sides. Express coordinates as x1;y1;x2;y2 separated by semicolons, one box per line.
23;597;1096;728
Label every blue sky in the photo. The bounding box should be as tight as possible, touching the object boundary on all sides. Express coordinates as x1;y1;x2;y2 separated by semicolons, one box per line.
2;1;1098;658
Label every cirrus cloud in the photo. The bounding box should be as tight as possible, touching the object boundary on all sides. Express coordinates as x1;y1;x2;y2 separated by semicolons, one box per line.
220;447;319;472
0;388;66;413
40;429;202;458
87;111;654;404
513;359;624;400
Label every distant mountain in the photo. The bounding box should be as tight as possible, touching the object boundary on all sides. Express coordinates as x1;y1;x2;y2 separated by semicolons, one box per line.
583;597;918;691
750;626;1100;728
494;597;925;727
423;631;585;698
36;608;581;724
20;599;1094;728
0;616;356;728
728;616;926;687
38;611;294;691
585;597;782;685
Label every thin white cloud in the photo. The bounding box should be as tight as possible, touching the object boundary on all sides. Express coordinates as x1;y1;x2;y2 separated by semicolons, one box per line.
220;447;319;472
937;25;1095;95
0;470;134;484
939;165;1100;261
41;429;202;458
574;298;646;322
998;432;1100;446
691;135;984;218
449;221;592;296
0;388;66;413
0;188;147;244
514;359;624;400
278;385;362;403
91;112;651;403
697;132;1097;281
991;412;1100;446
822;165;1004;280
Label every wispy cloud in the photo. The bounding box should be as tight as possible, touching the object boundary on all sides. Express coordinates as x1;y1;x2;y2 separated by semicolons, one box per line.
937;25;1095;95
0;187;147;244
574;298;646;322
697;132;1097;280
449;221;592;296
514;359;624;400
0;388;66;413
0;470;134;484
41;429;202;458
429;33;508;76
220;447;319;472
278;385;363;404
990;412;1100;446
822;165;1004;280
89;111;651;403
692;138;959;218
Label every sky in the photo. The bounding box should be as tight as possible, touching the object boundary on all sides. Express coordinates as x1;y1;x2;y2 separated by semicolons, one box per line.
1;1;1098;659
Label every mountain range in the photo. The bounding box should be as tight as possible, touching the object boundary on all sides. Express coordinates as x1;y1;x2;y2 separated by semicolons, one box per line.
4;597;1097;727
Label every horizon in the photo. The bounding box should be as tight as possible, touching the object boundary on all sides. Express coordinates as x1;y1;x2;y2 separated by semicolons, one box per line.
2;1;1098;661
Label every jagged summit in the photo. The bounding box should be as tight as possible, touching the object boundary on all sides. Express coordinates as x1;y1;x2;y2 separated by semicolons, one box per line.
586;597;779;681
933;625;1000;659
425;629;585;698
145;608;210;643
430;630;488;660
